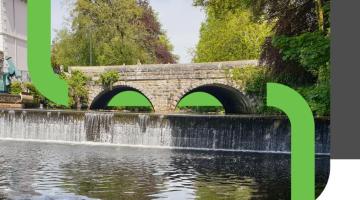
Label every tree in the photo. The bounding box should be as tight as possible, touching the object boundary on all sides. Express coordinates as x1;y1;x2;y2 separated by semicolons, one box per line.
52;29;81;70
52;0;177;68
98;70;120;91
193;8;271;62
194;0;330;80
194;0;331;116
138;0;178;63
67;70;89;110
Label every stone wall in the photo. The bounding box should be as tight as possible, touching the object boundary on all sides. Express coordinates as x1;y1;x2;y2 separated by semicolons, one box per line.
69;60;260;113
0;94;21;103
0;94;23;108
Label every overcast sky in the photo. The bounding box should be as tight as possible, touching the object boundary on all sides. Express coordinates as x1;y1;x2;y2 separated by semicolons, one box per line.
51;0;205;63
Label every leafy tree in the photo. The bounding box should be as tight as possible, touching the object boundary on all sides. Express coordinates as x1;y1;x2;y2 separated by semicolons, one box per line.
67;70;89;110
98;70;120;90
194;0;330;79
194;8;271;62
310;64;330;116
52;29;81;70
271;31;330;116
194;0;331;116
52;0;177;68
138;0;178;63
272;32;330;77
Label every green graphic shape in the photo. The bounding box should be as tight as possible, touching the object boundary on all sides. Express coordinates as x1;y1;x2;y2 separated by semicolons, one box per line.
266;83;315;200
177;92;222;107
28;0;69;106
108;91;152;107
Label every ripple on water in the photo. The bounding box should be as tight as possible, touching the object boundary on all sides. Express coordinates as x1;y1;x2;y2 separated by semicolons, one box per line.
0;140;329;200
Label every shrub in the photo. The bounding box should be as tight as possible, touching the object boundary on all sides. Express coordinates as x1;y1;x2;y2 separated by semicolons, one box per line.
98;70;120;90
9;81;23;95
67;70;89;110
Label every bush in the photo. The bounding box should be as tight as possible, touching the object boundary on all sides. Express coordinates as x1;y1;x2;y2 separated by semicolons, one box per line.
98;70;120;90
22;82;67;109
67;70;89;110
298;64;330;116
230;66;272;113
9;81;23;95
230;66;268;96
230;65;330;116
272;32;330;116
272;32;330;76
24;82;42;106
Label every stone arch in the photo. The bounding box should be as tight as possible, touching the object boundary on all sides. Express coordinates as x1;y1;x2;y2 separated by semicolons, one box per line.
172;82;254;114
90;85;155;110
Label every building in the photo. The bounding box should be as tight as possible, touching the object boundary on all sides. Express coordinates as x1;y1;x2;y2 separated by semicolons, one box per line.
0;0;27;81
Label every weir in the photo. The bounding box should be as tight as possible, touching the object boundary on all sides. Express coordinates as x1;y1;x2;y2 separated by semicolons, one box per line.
0;110;330;154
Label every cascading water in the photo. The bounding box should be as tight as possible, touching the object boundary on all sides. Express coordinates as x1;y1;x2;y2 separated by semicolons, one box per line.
0;110;86;142
0;110;330;154
85;112;114;142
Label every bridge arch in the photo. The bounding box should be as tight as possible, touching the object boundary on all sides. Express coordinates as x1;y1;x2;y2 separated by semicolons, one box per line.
173;83;253;114
90;85;155;110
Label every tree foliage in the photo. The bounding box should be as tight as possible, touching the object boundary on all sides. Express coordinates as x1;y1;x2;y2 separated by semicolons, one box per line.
230;66;268;96
98;70;120;90
67;70;89;110
52;0;177;68
194;0;330;75
272;32;330;77
194;0;331;116
193;7;271;62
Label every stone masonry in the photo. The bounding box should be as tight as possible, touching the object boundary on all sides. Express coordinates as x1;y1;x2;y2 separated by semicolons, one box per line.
69;60;260;113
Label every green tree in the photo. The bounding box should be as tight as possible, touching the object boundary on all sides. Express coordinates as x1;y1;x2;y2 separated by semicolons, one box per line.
194;0;331;79
272;32;330;77
67;70;89;110
195;0;331;116
52;29;81;70
52;0;177;68
194;8;271;62
98;70;120;90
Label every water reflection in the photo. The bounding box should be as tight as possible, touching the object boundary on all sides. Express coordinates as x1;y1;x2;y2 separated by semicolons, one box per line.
0;141;329;200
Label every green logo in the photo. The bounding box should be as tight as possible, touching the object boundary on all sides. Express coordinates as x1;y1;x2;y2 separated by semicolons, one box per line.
28;0;69;106
267;83;315;200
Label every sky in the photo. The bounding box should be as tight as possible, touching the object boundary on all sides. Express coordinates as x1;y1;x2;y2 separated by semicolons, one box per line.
51;0;205;63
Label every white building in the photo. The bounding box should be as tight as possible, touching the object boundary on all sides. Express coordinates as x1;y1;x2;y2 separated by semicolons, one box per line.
0;0;27;81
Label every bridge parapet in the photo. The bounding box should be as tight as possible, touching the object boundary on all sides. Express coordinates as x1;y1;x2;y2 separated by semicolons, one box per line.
69;60;258;81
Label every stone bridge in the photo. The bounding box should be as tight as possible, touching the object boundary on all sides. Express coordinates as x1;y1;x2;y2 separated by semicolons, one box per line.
69;60;260;114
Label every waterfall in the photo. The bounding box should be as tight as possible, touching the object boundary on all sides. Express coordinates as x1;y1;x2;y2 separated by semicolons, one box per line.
0;110;330;154
85;112;114;142
0;110;86;142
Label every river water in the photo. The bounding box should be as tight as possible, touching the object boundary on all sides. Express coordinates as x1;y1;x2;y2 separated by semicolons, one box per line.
0;110;330;199
0;140;329;200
